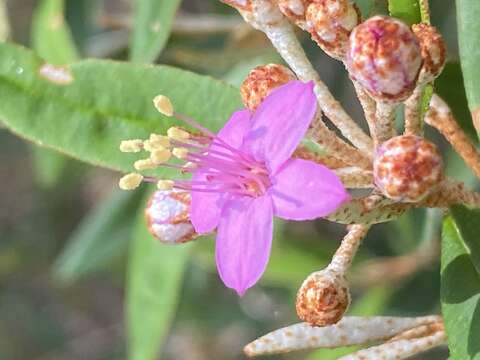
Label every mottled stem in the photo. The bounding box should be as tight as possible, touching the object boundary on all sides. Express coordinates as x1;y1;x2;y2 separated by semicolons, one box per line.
244;0;373;155
352;80;377;141
328;224;371;274
374;102;397;146
334;167;373;188
425;94;480;179
404;83;426;135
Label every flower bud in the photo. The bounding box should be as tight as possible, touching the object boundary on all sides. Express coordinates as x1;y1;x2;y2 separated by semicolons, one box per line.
220;0;252;11
296;268;350;326
374;135;443;202
145;190;198;244
412;23;446;82
346;16;422;102
240;64;296;111
277;0;310;23
306;0;361;59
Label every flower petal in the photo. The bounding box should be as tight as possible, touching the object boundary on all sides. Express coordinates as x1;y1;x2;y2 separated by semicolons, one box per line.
215;195;273;296
190;171;226;234
217;109;252;149
270;159;349;220
244;80;317;172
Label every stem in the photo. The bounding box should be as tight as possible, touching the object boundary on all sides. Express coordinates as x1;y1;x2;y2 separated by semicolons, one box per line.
352;80;377;142
374;102;397;146
328;224;371;274
425;94;480;179
334;167;374;188
404;83;426;135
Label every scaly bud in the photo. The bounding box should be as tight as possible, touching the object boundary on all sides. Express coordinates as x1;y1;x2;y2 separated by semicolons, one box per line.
296;268;350;326
412;23;446;82
145;190;198;244
374;135;444;202
346;16;422;102
306;0;361;59
119;173;143;190
240;64;296;111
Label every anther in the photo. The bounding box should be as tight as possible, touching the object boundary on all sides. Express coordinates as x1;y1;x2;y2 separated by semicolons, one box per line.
167;127;190;141
119;173;144;190
157;179;174;190
134;158;157;171
151;149;172;164
172;147;189;159
149;133;171;148
153;95;174;117
119;139;143;153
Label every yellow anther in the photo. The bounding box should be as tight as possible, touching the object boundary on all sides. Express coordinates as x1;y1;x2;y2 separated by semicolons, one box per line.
151;149;171;164
153;95;174;117
157;179;174;190
149;133;170;148
119;173;143;190
172;147;189;159
167;127;190;141
134;158;157;171
119;139;143;153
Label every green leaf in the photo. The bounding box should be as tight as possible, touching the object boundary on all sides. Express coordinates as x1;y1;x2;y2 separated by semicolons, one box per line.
130;0;182;63
127;192;192;360
441;215;480;360
436;63;477;143
31;0;80;186
31;0;78;65
450;205;480;275
456;0;480;119
53;189;144;284
0;43;241;172
388;0;421;25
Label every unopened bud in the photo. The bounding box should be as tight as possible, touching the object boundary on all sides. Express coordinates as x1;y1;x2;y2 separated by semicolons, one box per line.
145;190;198;244
278;0;310;24
306;0;361;59
296;268;350;326
374;135;443;202
412;23;446;82
240;64;296;111
346;16;422;102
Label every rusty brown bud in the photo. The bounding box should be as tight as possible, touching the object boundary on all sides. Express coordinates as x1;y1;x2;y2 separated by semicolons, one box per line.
296;269;350;326
374;135;444;203
412;23;446;82
240;64;297;110
306;0;361;59
145;190;198;244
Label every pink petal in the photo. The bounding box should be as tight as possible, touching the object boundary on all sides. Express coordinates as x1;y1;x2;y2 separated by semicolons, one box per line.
217;109;252;149
244;81;317;172
215;195;273;296
190;170;226;234
270;159;349;220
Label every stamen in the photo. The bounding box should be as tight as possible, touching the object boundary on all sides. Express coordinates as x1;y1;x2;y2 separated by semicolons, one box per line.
134;158;157;171
168;127;191;141
120;139;143;153
149;133;171;148
157;179;174;190
119;173;143;190
151;149;171;164
153;95;174;117
172;147;189;159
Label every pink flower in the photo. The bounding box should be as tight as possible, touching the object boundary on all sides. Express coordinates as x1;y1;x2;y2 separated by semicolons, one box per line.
176;81;349;295
122;81;349;295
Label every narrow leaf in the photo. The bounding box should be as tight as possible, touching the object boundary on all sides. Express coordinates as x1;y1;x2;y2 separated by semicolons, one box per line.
0;43;241;172
388;0;421;25
53;189;144;284
456;0;480;133
441;216;480;360
130;0;182;63
127;192;193;360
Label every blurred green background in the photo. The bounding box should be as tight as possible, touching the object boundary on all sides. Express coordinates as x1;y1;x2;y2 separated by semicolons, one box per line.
0;0;477;359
